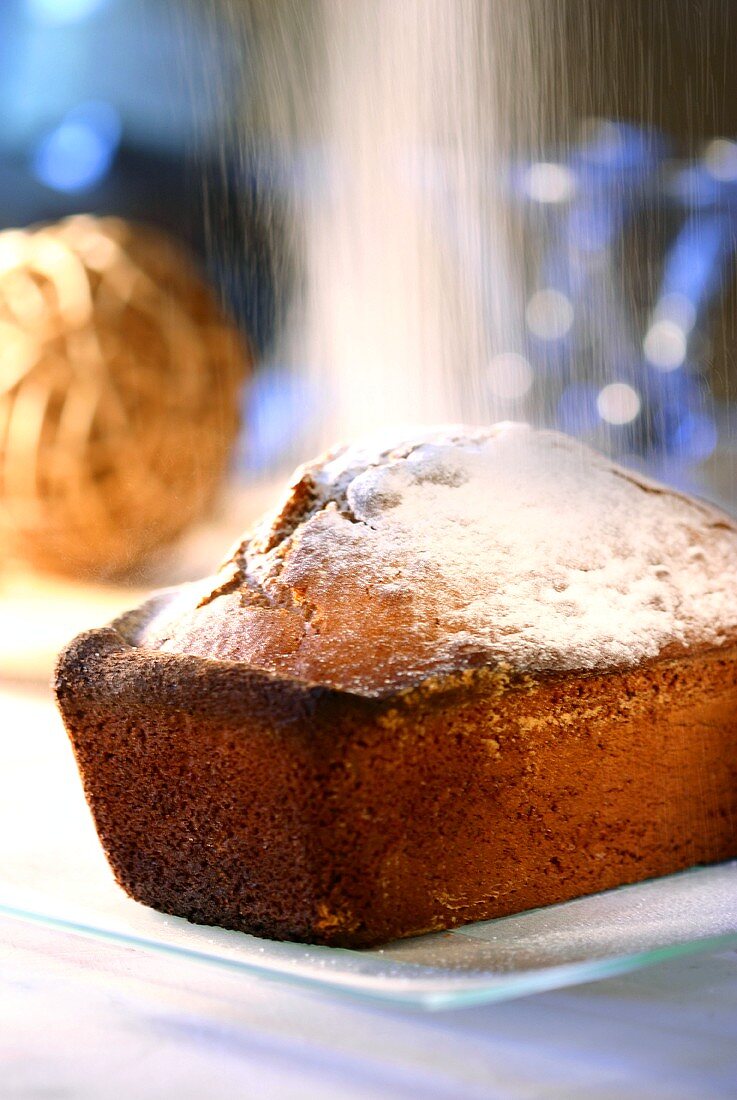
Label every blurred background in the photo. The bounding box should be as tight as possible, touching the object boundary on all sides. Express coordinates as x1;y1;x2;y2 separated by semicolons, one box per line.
3;0;737;679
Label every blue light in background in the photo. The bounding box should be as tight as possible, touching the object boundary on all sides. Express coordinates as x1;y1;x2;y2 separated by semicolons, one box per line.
518;120;732;483
32;101;121;193
567;203;614;254
26;0;111;25
556;383;601;436
241;366;318;472
669;412;718;462
660;214;729;309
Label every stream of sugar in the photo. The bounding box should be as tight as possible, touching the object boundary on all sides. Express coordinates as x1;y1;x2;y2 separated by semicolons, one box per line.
216;0;554;452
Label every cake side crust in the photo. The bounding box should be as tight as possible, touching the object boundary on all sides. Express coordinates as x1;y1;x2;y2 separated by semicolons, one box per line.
55;625;737;946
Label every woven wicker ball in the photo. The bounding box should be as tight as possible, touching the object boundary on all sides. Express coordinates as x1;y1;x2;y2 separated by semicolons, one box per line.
0;215;250;579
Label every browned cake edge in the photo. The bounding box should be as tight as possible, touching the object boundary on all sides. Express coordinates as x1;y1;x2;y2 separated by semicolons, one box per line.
54;620;737;947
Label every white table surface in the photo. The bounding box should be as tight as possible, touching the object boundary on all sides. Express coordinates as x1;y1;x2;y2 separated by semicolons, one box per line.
2;682;736;1099
3;916;737;1099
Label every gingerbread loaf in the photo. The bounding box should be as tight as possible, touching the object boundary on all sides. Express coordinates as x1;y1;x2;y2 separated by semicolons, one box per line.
55;424;737;946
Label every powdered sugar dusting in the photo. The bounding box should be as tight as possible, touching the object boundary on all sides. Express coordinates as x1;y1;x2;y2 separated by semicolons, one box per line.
138;424;737;692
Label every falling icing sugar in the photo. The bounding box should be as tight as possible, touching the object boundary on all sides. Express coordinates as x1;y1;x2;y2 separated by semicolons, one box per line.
139;424;737;693
218;0;546;450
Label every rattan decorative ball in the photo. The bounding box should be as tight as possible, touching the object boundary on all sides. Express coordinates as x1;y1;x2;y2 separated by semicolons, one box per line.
0;215;250;579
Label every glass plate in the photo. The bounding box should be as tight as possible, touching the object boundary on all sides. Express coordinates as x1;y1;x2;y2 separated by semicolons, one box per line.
1;684;736;1011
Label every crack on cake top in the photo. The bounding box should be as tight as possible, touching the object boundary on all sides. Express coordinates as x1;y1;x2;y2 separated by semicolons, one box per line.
138;423;737;690
216;426;491;605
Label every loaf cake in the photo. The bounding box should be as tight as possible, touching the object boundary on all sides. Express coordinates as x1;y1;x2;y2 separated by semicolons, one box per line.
55;423;737;946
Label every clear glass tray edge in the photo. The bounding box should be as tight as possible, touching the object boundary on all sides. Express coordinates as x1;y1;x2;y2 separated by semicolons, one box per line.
3;894;736;1012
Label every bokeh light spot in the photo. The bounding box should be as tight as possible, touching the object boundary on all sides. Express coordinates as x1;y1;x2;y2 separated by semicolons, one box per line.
526;289;574;341
643;320;687;371
26;0;110;24
704;138;737;182
33;103;121;194
523;162;575;204
596;383;641;425
487;353;534;400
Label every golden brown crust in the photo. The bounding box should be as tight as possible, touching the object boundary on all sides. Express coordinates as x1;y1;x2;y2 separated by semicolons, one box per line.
55;619;737;946
136;426;737;693
53;426;737;945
